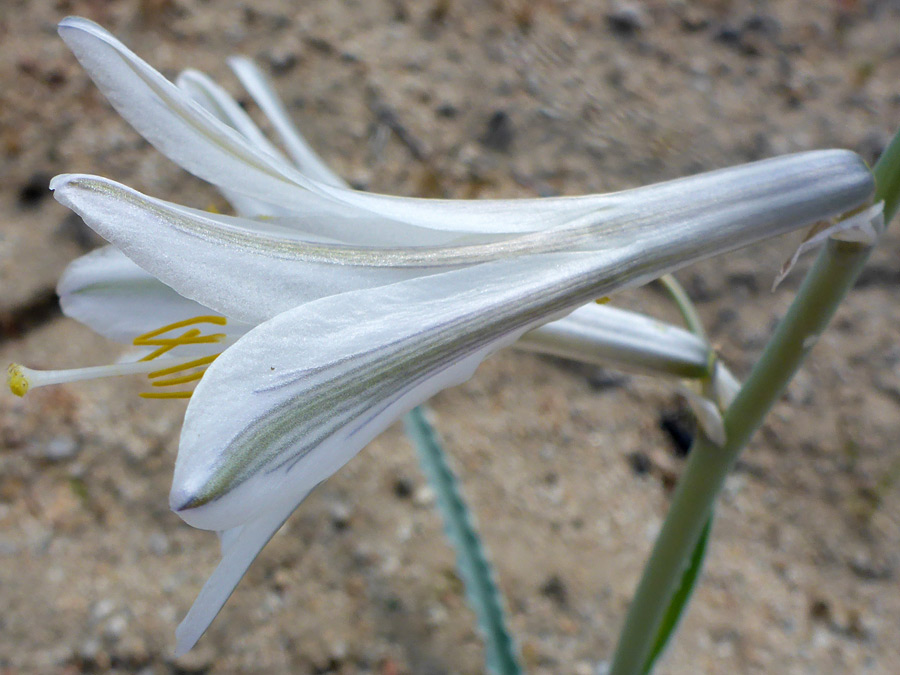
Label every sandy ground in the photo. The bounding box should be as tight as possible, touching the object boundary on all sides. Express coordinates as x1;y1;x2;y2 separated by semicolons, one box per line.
1;0;899;673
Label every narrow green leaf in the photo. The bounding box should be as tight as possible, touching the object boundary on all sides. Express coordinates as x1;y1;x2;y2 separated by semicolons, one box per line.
641;515;713;674
873;125;900;225
404;406;522;675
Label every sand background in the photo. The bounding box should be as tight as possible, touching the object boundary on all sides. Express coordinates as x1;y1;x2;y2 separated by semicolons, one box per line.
1;0;899;672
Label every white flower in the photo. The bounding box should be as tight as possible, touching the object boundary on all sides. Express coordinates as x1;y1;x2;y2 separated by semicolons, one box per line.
7;16;874;655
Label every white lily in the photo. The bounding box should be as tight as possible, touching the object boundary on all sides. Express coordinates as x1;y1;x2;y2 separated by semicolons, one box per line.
7;17;875;656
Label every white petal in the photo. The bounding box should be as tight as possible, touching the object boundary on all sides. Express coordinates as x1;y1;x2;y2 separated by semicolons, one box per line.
57;246;251;344
57;17;339;213
176;68;288;164
53;148;873;326
170;255;586;530
175;68;298;218
54;16;689;235
174;488;307;656
517;303;710;378
680;387;727;447
227;56;346;187
59;248;708;378
57;19;878;240
165;149;873;652
51;175;542;324
171;141;874;528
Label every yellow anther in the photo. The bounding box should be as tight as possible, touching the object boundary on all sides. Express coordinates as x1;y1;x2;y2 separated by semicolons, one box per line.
595;296;611;305
7;364;30;397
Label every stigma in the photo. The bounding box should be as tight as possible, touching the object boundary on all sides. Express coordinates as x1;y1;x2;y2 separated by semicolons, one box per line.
7;315;229;399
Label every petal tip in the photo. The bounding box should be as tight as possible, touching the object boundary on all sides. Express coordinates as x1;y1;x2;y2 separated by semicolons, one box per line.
49;173;75;192
169;485;208;514
173;627;198;657
57;16;103;41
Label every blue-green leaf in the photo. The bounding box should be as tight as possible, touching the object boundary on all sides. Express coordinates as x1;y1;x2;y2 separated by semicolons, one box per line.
404;406;522;675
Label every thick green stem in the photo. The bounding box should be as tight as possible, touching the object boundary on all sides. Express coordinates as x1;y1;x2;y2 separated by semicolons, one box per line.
609;129;900;675
610;239;870;674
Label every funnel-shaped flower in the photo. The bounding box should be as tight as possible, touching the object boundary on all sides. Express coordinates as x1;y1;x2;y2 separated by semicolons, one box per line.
10;17;875;656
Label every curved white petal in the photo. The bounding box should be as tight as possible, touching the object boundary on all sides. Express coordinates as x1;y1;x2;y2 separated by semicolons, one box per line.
170;254;586;531
58;246;252;344
227;56;346;187
171;143;873;529
62;248;707;376
52;148;873;326
175;68;499;248
57;17;342;214
175;68;298;218
174;488;307;656
517;303;710;378
55;18;880;240
59;247;708;377
51;175;553;324
54;16;657;235
176;68;288;164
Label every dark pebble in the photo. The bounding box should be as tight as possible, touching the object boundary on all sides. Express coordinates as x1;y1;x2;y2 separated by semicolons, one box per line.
727;271;759;294
586;368;628;392
480;110;514;152
714;24;742;46
659;412;694;457
742;13;781;38
435;102;458;118
18;172;51;208
264;49;298;74
540;575;568;607
606;4;646;36
809;598;831;621
627;451;652;476
393;477;414;499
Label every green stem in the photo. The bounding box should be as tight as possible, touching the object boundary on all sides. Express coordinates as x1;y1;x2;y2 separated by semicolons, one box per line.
609;129;900;675
658;274;708;341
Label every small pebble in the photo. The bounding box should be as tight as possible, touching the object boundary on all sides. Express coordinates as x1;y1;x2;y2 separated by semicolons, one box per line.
18;172;51;208
413;485;435;507
393;477;414;499
606;2;648;36
627;451;652;476
480;110;514;152
540;574;568;607
41;436;79;462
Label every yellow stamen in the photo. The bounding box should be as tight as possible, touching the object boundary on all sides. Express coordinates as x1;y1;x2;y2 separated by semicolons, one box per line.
133;316;228;362
147;355;219;378
596;296;611;305
7;317;230;399
139;391;195;399
151;370;207;387
132;316;228;399
139;328;202;361
134;315;228;342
